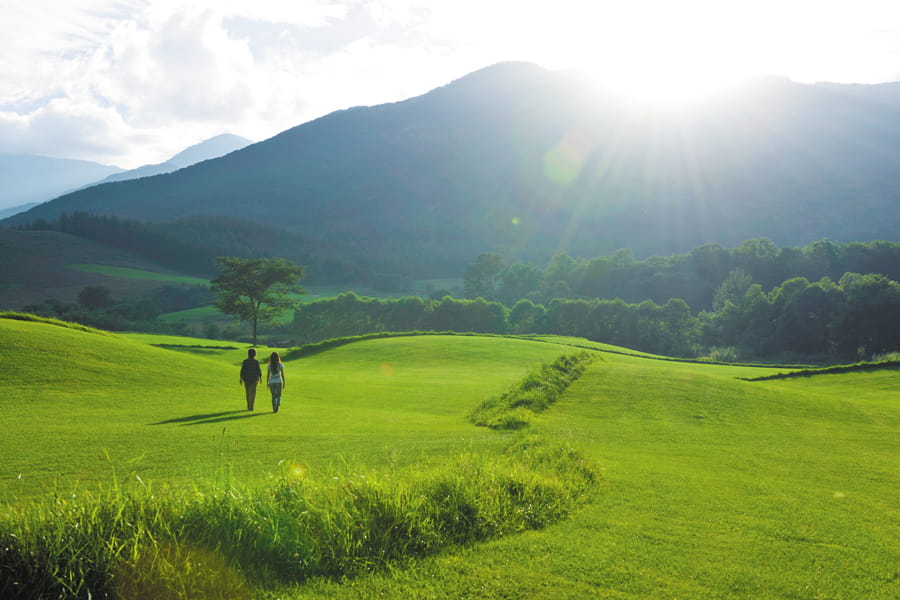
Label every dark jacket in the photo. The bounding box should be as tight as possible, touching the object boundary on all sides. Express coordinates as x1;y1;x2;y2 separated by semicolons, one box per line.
240;358;262;382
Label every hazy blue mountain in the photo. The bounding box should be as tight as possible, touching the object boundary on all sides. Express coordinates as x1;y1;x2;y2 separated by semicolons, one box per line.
94;133;251;185
0;155;122;211
815;81;900;109
5;63;900;277
0;201;40;220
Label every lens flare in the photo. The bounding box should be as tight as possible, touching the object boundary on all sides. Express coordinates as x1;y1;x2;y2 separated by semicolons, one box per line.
287;462;308;482
544;130;594;184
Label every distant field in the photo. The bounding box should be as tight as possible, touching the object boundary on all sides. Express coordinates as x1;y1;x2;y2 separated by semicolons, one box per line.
0;228;197;306
2;316;896;599
157;305;223;323
68;263;209;285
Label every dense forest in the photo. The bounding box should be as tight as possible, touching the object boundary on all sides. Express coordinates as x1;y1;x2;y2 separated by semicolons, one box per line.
289;293;700;357
291;238;900;360
289;272;900;361
461;239;900;309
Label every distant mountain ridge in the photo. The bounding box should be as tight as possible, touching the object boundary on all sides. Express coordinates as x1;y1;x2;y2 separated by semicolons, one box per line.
0;155;122;210
5;63;900;278
96;133;251;185
0;134;251;217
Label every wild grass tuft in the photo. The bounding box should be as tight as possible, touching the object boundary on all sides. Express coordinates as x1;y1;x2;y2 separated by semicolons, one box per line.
702;345;740;363
469;352;595;429
0;436;597;598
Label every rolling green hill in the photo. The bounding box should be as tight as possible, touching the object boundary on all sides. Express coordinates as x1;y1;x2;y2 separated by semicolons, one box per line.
0;317;574;503
1;316;896;598
300;349;899;599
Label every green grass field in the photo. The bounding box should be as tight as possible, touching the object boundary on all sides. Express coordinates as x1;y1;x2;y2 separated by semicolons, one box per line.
0;319;572;503
1;316;897;598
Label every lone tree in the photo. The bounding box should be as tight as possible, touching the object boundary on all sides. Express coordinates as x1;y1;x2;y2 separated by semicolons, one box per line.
210;256;305;345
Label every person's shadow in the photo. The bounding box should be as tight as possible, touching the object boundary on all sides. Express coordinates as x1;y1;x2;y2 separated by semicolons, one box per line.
150;411;267;426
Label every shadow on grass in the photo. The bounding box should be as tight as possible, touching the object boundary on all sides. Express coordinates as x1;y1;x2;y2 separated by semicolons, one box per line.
150;410;268;426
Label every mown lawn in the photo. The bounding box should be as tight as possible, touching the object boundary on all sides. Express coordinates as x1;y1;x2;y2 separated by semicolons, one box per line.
0;319;572;503
289;352;899;599
2;316;896;598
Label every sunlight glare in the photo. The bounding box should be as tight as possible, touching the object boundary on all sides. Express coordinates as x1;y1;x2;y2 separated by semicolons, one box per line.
541;1;772;108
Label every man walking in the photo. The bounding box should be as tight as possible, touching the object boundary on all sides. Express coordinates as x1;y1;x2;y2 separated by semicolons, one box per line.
240;348;263;410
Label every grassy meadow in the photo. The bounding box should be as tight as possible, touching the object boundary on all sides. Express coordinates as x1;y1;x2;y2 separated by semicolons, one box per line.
0;318;572;503
1;315;897;598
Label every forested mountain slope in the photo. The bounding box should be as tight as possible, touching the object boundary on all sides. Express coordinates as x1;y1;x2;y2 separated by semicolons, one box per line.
6;63;900;277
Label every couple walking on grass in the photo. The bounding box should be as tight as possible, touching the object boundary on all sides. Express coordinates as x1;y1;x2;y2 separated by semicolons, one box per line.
240;349;285;413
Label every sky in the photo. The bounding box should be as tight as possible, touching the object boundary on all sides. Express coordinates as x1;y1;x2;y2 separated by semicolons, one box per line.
1;0;899;169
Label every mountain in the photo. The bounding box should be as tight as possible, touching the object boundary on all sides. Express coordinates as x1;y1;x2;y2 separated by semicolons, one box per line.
5;63;900;278
93;133;251;185
0;155;122;211
0;201;40;220
0;135;249;219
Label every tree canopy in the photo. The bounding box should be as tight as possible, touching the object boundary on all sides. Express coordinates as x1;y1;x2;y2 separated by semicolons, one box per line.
210;257;305;345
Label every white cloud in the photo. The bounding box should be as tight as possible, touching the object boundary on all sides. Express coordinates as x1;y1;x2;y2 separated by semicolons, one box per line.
217;0;350;27
0;96;159;165
0;0;898;167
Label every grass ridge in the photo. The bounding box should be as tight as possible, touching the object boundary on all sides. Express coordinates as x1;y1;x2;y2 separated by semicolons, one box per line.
0;311;111;335
739;359;900;381
469;351;596;430
282;330;541;360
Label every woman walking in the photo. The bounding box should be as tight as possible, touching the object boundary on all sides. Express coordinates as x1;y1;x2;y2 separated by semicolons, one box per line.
267;352;285;413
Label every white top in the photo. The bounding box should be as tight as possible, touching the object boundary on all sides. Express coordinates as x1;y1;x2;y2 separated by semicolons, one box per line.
268;362;284;384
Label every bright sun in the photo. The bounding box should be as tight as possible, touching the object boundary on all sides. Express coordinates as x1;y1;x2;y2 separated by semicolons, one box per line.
540;1;787;108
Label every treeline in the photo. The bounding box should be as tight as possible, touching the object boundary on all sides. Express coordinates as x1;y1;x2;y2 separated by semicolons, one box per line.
465;239;900;310
289;293;700;357
291;270;900;361
703;272;900;359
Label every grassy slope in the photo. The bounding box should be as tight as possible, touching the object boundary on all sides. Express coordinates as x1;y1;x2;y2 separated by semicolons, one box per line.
68;264;208;285
0;228;200;307
0;319;572;503
3;319;896;598
295;353;899;599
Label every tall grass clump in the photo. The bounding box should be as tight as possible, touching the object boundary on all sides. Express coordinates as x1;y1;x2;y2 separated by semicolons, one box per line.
702;346;739;363
469;351;595;429
0;436;597;598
